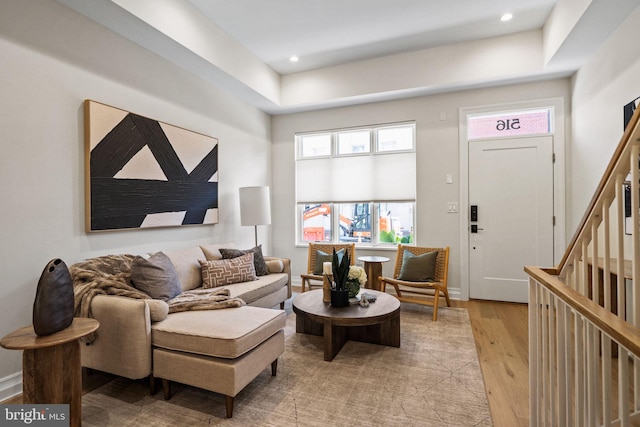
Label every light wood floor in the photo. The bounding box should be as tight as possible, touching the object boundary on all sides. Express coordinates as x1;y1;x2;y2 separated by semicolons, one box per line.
2;296;529;427
453;299;529;427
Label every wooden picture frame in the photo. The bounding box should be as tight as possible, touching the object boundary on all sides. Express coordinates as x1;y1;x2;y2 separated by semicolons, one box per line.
84;100;219;232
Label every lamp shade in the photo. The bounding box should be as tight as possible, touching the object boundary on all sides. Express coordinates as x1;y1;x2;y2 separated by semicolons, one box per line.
239;186;271;226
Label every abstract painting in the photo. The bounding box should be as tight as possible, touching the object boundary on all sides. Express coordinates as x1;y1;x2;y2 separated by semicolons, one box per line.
84;100;219;232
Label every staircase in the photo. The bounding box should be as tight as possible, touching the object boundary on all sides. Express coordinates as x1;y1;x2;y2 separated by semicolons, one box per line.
526;108;640;426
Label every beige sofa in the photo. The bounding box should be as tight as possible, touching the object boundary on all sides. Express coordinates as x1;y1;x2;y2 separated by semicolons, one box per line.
75;243;291;417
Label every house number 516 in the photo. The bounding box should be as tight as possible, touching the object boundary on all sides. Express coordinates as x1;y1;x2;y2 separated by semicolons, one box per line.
496;118;521;131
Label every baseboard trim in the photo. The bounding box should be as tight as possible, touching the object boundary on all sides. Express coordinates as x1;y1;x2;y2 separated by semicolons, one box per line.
0;371;22;403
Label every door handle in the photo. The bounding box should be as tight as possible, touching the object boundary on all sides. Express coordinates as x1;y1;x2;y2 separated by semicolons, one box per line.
470;225;484;233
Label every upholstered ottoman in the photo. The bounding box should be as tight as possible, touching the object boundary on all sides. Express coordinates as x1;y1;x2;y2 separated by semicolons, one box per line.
151;306;285;418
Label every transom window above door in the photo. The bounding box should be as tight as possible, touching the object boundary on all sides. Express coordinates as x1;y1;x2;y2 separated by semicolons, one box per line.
468;108;553;140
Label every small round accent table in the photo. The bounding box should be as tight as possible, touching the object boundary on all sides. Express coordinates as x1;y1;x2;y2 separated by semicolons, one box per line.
293;289;400;361
0;318;99;427
358;255;391;291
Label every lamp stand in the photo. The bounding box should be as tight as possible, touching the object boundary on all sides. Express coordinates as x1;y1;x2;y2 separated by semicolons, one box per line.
253;225;258;247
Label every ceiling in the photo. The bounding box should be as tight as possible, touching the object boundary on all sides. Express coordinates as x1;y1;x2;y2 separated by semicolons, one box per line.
54;0;640;113
186;0;557;74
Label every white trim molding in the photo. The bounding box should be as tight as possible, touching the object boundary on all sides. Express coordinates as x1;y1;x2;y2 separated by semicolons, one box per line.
0;371;22;402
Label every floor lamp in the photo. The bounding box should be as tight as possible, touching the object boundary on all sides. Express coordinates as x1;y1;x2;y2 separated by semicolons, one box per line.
239;186;271;247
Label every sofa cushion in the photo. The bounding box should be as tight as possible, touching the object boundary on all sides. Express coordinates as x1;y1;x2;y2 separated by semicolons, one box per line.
223;272;288;305
145;299;169;322
200;242;236;261
265;259;284;274
130;252;181;301
151;306;286;359
162;246;207;291
220;245;269;276
199;253;257;288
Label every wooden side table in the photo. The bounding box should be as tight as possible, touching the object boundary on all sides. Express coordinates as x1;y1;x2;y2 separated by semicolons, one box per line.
0;318;99;427
358;255;390;291
293;289;400;361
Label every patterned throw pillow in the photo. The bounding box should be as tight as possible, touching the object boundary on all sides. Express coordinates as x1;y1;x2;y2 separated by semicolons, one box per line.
220;245;269;276
199;252;257;288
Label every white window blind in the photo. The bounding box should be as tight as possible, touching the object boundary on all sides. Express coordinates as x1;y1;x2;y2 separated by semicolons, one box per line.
296;123;416;203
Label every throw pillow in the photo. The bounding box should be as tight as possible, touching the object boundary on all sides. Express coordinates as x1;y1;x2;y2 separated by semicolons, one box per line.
199;252;257;288
313;248;345;275
200;242;236;261
130;252;182;301
220;245;269;276
398;250;438;282
265;259;284;274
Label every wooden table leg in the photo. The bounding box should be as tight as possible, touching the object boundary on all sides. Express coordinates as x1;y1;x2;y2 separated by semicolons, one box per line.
363;261;383;291
323;321;347;362
22;340;82;427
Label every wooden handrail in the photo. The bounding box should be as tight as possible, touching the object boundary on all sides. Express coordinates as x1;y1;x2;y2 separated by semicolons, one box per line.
557;106;640;274
525;265;640;357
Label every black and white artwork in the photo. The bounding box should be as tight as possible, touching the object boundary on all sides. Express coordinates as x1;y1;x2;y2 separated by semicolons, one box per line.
85;100;219;232
624;96;640;130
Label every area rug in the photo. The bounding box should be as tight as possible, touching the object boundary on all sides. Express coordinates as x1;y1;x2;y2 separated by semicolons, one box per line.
82;304;492;426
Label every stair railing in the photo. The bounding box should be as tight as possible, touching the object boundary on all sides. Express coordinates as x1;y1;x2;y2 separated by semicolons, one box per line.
526;107;640;426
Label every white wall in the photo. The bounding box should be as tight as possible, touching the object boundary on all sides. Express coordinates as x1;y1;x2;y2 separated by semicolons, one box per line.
272;78;571;297
0;0;271;398
570;6;640;233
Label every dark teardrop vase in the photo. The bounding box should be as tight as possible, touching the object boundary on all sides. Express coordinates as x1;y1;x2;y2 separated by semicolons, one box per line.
32;259;74;336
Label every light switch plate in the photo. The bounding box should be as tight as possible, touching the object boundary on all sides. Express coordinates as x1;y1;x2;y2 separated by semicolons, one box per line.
447;202;458;213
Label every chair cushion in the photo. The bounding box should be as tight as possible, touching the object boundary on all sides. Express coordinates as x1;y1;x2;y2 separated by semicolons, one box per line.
199;253;257;288
220;245;269;276
130;252;181;301
398;250;438;282
313;248;345;274
151;306;286;359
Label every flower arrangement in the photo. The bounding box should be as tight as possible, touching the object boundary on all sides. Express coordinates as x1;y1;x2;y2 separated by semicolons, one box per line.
346;265;367;298
347;265;367;286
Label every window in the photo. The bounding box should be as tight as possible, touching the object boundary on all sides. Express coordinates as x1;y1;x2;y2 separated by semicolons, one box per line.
377;125;414;152
299;133;331;158
301;204;332;241
296;122;416;246
337;130;371;155
377;202;414;244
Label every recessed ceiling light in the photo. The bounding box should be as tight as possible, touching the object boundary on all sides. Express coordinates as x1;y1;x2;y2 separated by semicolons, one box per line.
289;56;299;62
501;13;513;22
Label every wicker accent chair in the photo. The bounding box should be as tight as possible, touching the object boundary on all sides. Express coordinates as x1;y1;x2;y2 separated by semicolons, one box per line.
300;243;356;292
380;245;450;321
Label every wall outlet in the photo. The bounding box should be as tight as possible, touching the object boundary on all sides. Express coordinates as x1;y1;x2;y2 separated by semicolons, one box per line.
447;202;458;213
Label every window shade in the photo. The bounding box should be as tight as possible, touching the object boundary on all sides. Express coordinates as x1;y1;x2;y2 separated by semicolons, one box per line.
296;151;416;203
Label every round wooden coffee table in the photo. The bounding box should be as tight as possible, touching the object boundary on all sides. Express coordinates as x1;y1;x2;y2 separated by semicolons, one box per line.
292;289;400;361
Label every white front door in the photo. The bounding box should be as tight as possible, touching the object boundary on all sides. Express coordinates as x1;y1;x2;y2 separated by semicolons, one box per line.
469;136;554;302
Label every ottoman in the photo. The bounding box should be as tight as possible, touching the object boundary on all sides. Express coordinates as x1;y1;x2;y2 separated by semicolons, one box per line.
151;305;285;418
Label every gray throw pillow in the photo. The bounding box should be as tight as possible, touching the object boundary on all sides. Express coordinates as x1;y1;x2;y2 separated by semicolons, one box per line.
398;250;438;282
130;252;181;301
220;245;269;276
313;248;345;274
